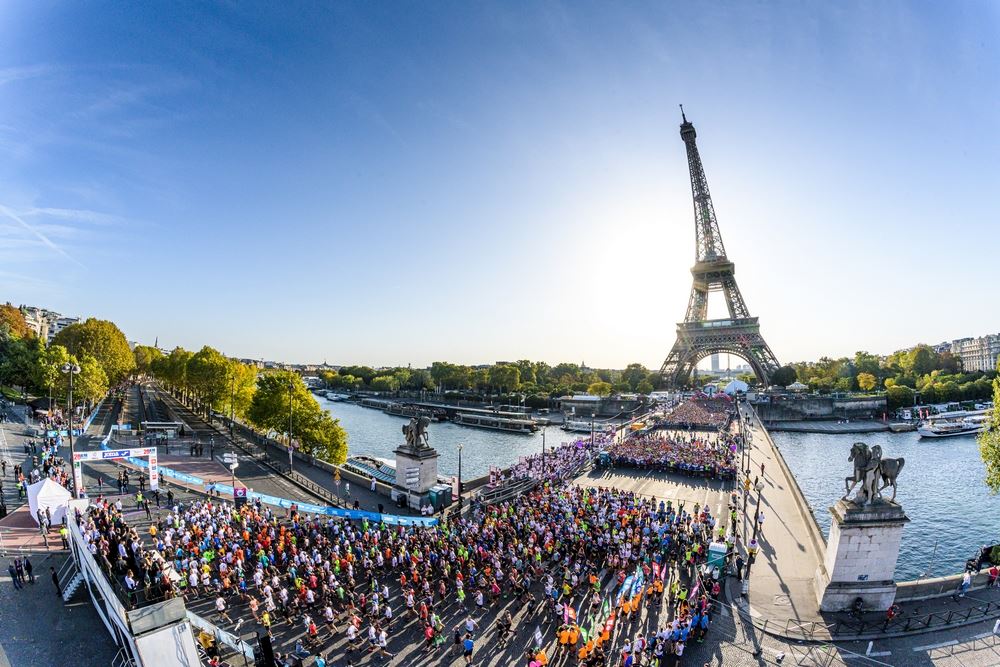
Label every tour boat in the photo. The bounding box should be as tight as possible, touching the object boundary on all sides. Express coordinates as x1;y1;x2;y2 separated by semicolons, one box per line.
452;412;538;433
383;403;446;422
561;419;611;433
917;411;989;438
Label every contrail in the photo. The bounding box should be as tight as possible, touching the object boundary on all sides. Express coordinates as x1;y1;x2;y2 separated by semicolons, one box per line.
0;203;86;268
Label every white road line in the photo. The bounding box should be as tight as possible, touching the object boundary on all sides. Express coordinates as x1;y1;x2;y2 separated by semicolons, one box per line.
869;651;892;657
912;639;958;652
0;423;13;466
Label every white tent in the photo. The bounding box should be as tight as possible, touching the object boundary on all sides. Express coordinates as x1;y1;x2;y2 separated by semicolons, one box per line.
788;381;809;393
724;379;749;395
27;478;72;525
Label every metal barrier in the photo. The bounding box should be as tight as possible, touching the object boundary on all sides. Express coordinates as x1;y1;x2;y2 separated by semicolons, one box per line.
734;597;1000;641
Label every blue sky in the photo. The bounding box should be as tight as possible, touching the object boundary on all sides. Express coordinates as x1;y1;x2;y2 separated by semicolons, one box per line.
1;1;998;368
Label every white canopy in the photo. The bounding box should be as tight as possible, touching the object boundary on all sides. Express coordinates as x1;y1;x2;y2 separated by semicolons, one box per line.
788;381;808;392
27;478;72;525
724;379;749;395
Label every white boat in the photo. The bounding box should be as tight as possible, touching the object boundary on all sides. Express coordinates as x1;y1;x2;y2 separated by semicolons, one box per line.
917;411;988;438
561;419;611;433
452;412;537;433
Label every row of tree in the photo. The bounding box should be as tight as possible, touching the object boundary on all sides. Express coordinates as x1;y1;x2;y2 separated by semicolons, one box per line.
138;345;348;464
775;346;997;410
317;360;658;402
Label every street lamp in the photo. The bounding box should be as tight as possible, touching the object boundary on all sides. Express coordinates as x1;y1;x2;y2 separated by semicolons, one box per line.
457;443;464;509
61;362;82;499
751;478;765;542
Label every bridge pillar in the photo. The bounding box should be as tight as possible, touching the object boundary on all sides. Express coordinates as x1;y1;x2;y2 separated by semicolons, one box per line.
815;499;909;611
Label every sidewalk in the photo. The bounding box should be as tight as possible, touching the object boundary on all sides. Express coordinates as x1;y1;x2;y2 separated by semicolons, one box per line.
738;405;827;625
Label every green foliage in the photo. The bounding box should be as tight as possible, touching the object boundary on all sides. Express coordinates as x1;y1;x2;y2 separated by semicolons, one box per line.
75;354;109;405
371;375;400;392
52;318;135;384
886;385;915;410
978;377;1000;494
770;365;797;387
187;346;231;411
857;372;877;392
248;371;347;464
133;345;163;375
635;379;654;395
587;381;613;397
489;364;521;393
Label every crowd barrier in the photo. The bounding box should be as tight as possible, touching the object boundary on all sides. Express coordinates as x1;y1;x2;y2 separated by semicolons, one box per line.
98;437;438;527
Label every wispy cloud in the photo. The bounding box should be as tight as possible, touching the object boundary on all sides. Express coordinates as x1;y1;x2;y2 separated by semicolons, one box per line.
344;91;402;142
21;207;125;226
0;203;85;268
0;64;56;87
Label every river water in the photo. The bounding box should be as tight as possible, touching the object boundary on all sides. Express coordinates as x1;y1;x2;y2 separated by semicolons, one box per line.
773;430;1000;580
318;397;584;480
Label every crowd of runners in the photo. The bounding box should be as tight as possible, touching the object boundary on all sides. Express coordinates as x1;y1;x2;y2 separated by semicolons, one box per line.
605;433;740;480
73;437;735;666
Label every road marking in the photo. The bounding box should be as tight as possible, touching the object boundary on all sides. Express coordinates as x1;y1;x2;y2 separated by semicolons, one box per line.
912;639;957;652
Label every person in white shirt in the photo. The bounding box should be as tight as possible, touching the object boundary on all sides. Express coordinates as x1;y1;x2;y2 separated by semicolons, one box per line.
215;595;232;623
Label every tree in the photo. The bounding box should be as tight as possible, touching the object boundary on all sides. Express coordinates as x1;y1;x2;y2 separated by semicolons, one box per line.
248;371;347;464
978;377;1000;494
187;346;231;412
489;364;520;393
133;345;163;375
371;375;400;393
853;351;881;378
33;343;71;400
0;304;31;339
622;363;649;391
857;372;877;392
635;379;654;395
75;354;109;406
52;318;135;384
587;381;612;397
886;385;914;411
771;365;797;388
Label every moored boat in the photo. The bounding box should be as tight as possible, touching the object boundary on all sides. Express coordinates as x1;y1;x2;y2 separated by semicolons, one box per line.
452;412;538;433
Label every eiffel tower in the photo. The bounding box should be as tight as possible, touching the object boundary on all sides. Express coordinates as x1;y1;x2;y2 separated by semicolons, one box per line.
660;108;780;387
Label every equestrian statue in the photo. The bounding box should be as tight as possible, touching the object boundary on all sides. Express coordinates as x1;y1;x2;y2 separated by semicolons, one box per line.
843;441;905;505
402;416;432;452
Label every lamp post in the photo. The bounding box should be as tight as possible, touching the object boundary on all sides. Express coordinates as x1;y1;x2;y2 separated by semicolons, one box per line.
457;443;464;509
751;478;765;542
287;378;294;472
745;477;765;581
61;362;82;499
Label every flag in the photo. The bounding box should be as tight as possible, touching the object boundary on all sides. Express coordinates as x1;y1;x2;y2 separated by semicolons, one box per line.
566;607;577;623
579;626;589;644
534;626;544;648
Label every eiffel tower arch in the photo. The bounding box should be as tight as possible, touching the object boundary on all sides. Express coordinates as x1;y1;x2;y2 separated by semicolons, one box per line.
660;109;780;387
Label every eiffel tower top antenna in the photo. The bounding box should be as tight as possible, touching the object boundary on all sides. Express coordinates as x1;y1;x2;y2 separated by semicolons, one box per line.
679;104;686;123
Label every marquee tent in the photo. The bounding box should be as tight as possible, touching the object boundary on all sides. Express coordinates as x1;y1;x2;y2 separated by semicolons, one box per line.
723;379;749;395
27;478;72;525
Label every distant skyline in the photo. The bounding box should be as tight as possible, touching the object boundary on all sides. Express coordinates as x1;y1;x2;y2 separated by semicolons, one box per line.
2;2;998;369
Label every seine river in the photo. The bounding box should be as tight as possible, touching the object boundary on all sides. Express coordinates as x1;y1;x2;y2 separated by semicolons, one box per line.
320;397;996;579
773;430;1000;580
318;397;583;481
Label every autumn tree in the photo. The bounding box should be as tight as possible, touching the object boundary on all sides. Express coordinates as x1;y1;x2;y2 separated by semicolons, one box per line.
52;318;135;384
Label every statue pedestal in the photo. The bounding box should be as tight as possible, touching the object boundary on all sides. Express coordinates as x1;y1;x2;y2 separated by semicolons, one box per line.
392;445;439;510
815;499;909;612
